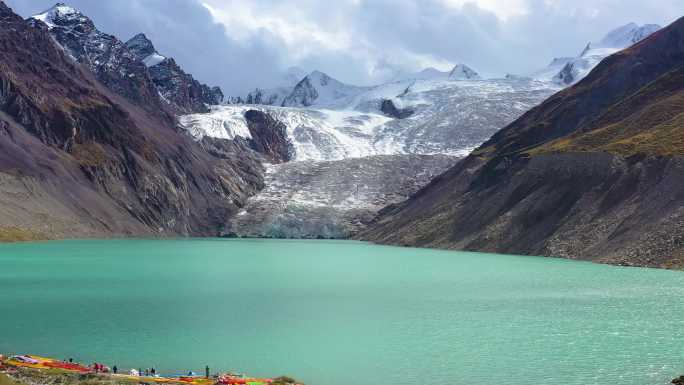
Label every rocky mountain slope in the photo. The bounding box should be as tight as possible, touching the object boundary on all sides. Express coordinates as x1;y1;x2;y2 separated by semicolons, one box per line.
358;17;684;269
0;1;264;239
125;33;223;113
31;3;222;115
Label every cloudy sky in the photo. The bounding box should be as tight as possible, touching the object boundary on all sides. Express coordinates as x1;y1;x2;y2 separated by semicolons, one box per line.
6;0;682;95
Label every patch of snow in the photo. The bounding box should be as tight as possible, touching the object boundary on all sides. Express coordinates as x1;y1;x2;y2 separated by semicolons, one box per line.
32;3;78;30
143;53;166;67
179;106;253;140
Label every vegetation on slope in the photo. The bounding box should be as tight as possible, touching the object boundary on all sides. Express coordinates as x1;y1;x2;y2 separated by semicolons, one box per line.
0;227;45;242
534;67;684;157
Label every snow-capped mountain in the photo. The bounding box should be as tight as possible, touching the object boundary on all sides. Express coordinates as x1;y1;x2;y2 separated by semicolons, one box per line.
534;22;661;85
125;32;166;67
281;71;370;108
599;22;661;48
448;64;481;80
181;76;556;161
30;3;163;109
31;3;222;114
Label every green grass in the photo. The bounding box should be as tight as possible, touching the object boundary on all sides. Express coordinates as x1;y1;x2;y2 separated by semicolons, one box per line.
0;226;46;242
0;374;24;385
530;68;684;157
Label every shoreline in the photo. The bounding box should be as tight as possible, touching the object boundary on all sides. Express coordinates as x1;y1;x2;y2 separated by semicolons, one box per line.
1;235;682;271
0;355;300;385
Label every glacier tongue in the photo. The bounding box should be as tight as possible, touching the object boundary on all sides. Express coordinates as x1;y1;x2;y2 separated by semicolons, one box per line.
225;154;459;238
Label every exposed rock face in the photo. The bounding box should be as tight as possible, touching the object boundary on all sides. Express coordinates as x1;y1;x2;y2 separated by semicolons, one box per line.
125;33;224;114
30;5;222;116
125;32;158;63
30;3;172;119
554;61;579;85
282;76;318;107
225;154;458;238
147;57;223;114
358;17;684;268
380;99;414;119
243;110;293;163
0;2;263;239
673;375;684;385
448;64;480;80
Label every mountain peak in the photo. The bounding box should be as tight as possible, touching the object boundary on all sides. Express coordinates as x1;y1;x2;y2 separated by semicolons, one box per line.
282;70;362;107
32;2;90;30
598;22;661;49
448;64;481;80
125;33;166;66
306;70;333;85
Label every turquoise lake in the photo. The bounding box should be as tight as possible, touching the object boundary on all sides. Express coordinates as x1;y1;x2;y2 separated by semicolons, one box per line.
0;239;683;385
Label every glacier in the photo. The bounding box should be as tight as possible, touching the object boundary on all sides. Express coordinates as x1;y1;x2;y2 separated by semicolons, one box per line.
181;76;557;161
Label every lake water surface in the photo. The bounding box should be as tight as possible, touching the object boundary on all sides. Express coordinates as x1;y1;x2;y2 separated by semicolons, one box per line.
0;239;683;385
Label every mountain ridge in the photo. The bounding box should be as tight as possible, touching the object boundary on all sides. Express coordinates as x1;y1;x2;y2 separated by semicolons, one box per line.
31;2;222;115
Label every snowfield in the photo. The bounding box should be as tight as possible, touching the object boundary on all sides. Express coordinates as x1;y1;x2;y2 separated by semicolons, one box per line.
180;77;557;161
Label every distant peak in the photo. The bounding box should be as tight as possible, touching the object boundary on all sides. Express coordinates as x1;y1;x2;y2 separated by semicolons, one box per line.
125;33;166;66
126;33;155;50
580;42;592;57
32;2;90;29
449;64;480;80
130;32;150;41
308;70;330;78
598;22;661;49
45;2;78;15
418;67;444;75
304;70;334;86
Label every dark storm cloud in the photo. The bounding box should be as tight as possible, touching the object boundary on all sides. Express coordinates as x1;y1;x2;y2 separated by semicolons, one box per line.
5;0;683;95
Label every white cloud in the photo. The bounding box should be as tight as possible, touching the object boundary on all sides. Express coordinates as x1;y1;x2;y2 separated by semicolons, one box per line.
202;1;353;55
8;0;682;93
442;0;529;20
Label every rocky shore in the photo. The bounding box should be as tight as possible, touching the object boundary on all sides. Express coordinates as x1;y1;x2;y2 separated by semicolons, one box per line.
0;356;300;385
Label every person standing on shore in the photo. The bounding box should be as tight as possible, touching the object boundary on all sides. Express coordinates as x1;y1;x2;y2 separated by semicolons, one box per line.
113;366;117;374
205;366;210;378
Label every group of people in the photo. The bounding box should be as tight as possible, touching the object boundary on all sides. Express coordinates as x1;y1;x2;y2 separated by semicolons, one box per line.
61;358;212;380
91;362;110;373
